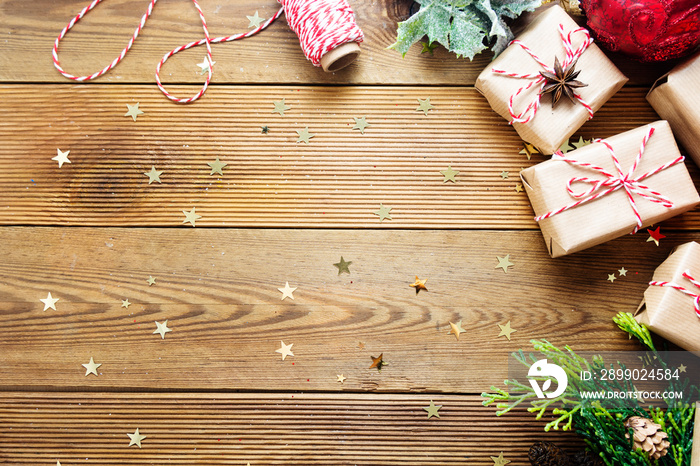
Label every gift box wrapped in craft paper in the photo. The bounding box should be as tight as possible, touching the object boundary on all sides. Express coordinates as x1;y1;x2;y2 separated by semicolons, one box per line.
475;5;627;155
647;51;700;168
520;121;700;257
636;241;700;353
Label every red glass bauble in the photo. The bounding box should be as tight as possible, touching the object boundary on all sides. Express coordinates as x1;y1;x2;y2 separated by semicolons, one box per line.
579;0;700;61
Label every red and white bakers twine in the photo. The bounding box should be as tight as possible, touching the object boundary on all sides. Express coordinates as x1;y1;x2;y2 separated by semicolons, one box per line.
491;24;594;125
534;127;685;233
52;0;363;103
650;270;700;319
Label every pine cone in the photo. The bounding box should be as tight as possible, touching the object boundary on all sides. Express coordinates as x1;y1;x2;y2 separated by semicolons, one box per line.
624;416;671;460
528;441;572;466
571;450;603;466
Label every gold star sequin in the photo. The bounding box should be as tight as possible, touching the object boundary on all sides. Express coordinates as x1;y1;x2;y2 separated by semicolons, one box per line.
273;99;291;116
497;321;517;341
369;353;385;371
410;276;428;293
121;299;131;309
333;257;352;275
495;255;514;273
440;166;459;183
40;292;59;311
207;157;227;176
124;103;144;121
607;274;616;283
449;321;466;340
127;428;146;448
144;166;163;184
678;364;687;373
147;276;157;286
373;204;392;221
491;452;511;466
571;136;591;149
278;282;297;300
82;357;101;376
275;341;294;360
337;374;346;383
296;127;315;144
423;400;442;419
618;267;628;277
557;139;574;154
182;207;202;227
247;11;265;28
153;320;172;339
416;98;434;116
352;116;371;134
519;143;539;160
52;148;71;168
196;57;215;74
500;171;509;179
514;183;524;193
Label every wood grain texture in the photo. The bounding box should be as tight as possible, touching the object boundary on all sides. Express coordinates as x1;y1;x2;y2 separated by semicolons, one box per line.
0;392;583;465
0;0;673;86
4;84;700;229
0;226;684;392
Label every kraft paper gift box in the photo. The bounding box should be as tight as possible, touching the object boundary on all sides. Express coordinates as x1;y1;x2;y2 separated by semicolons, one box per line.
635;241;700;353
647;51;700;168
475;5;628;155
520;120;700;258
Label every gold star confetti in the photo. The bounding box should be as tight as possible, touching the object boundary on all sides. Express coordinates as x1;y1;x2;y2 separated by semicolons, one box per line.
678;364;687;373
82;357;101;376
557;139;574;154
618;267;628;277
127;428;146;448
440;166;459;183
369;353;385;371
495;254;514;273
514;183;524;193
571;136;591;149
275;341;294;360
247;11;265;28
500;171;509;179
519;142;539;160
410;276;428;293
420;41;438;54
147;276;156;286
416;98;434;116
333;257;352;275
196;57;215;74
337;374;346;383
647;226;666;246
449;320;466;340
57;462;61;466
273;99;291;116
121;299;131;309
497;321;517;340
153;320;172;339
352;116;371;134
144;166;163;184
296;127;315;144
261;125;270;134
40;292;59;311
491;452;511;466
124;103;144;121
373;204;392;221
52;148;71;168
423;400;442;419
607;274;617;283
207;157;227;176
278;282;297;300
182;207;202;227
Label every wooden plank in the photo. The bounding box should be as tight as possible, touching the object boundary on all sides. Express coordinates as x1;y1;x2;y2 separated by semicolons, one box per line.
0;0;672;86
0;392;582;465
4;84;699;229
0;226;681;391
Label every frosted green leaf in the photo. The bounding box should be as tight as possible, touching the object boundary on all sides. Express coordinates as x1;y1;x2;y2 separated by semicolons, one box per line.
390;0;543;59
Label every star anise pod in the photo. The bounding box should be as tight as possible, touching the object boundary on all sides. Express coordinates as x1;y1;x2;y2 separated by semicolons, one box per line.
539;56;587;108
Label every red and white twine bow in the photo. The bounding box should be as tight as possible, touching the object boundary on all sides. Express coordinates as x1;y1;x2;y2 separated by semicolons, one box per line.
491;24;594;124
650;270;700;319
52;0;363;103
534;127;684;233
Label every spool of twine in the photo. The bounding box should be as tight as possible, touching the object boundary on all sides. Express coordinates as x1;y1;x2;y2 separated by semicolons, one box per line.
52;0;364;103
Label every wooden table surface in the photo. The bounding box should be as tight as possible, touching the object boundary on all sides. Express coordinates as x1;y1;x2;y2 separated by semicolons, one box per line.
1;1;697;464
